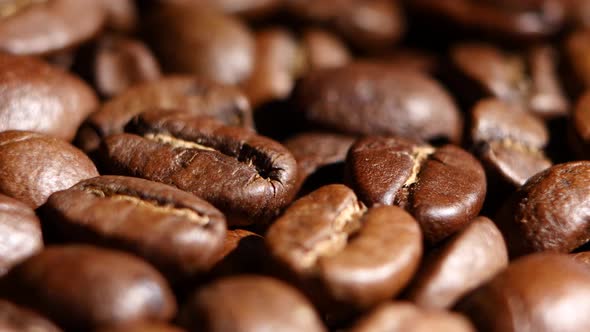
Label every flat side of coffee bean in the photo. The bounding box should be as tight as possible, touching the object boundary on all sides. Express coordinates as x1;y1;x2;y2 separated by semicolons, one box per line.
405;216;508;309
144;3;255;85
0;53;98;141
457;253;590;332
0;245;176;331
102;111;297;225
0;131;99;208
41;175;226;281
0;299;62;332
297;63;462;143
347;136;486;244
78;76;252;153
350;301;475;332
0;0;105;55
0;194;42;276
178;275;326;332
496;161;590;257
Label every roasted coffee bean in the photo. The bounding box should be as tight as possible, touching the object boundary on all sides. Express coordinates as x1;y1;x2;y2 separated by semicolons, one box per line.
495;161;590;257
286;0;405;51
266;184;422;313
470;99;552;187
98;322;184;332
405;216;508;309
408;0;567;41
41;176;226;282
0;53;98;141
100;0;137;32
350;302;475;332
0;299;62;332
565;29;590;92
449;43;568;119
0;131;98;208
0;245;176;331
209;229;267;277
76;76;252;153
101;111;298;226
301;28;351;71
145;3;255;85
284;132;355;192
297;63;462;143
242;28;303;108
570;251;590;267
568;0;590;28
570;91;590;159
0;194;43;276
178;275;326;332
457;253;590;332
0;0;105;55
93;35;161;98
346;136;486;244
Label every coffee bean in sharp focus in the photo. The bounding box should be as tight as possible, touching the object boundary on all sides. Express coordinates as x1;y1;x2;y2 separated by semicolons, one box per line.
178;275;326;332
0;299;62;332
266;184;422;315
346;136;486;245
76;76;253;154
0;245;176;331
495;161;590;257
297;62;462;144
0;131;98;208
101;110;298;226
41;175;226;282
350;302;475;332
0;194;43;276
457;253;590;332
405;216;508;309
0;53;98;141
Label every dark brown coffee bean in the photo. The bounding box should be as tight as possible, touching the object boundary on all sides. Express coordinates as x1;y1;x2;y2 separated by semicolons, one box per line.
209;229;267;277
405;216;508;309
100;0;137;32
568;0;590;28
0;299;62;332
0;0;105;55
570;91;590;159
297;63;462;143
101;111;298;226
241;28;303;108
495;161;590;257
266;184;422;312
98;322;184;332
94;35;161;98
0;53;98;141
41;176;226;282
284;132;355;191
0;194;42;276
346;136;486;244
450;43;568;119
301;28;351;71
457;253;590;332
0;131;98;208
0;245;176;331
77;76;253;153
471;99;552;187
372;48;439;74
145;3;255;85
350;302;475;332
178;275;326;332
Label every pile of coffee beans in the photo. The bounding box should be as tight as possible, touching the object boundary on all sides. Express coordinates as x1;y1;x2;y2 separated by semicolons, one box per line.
1;1;590;331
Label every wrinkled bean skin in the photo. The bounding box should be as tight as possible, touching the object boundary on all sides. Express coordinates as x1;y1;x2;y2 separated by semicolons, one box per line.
41;176;226;282
101;111;298;226
77;76;253;154
457;253;590;332
178;275;326;332
0;131;99;208
350;302;475;332
496;161;590;257
0;194;43;276
0;245;176;331
297;63;462;143
0;299;62;332
347;136;486;244
405;216;508;309
0;53;98;141
266;184;422;315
